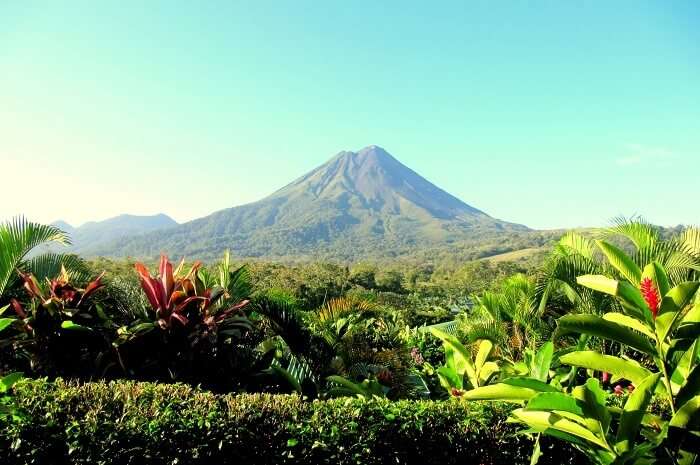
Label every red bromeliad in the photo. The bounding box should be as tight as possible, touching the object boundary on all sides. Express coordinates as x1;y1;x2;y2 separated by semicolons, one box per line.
10;267;106;332
639;277;661;319
134;255;249;330
14;267;105;313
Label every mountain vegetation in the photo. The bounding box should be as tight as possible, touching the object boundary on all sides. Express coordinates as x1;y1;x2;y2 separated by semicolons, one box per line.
3;215;700;464
80;146;533;261
50;214;178;255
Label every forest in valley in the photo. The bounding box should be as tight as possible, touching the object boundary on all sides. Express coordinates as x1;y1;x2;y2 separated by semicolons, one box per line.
2;217;700;464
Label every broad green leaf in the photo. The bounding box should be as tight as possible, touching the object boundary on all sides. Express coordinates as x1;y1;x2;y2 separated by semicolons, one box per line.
269;364;302;394
656;282;700;343
583;378;611;435
602;313;654;339
670;395;700;429
0;317;14;334
0;304;9;315
676;303;700;341
576;275;648;317
0;372;23;393
478;361;500;386
526;392;585;416
437;365;462;391
615;373;661;454
619;283;653;325
556;314;656;356
537;428;591;449
641;262;670;299
326;376;374;398
511;409;610;450
670;341;698;392
461;383;538;402
531;342;553;382
607;407;667;432
677;363;700;411
444;345;467;377
502;376;561;392
560;351;652;385
60;320;93;332
596;240;642;284
568;385;606;435
577;275;619;295
475;339;493;373
430;328;478;387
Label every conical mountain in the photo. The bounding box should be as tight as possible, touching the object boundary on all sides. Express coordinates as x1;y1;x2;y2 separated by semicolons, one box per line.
85;146;527;260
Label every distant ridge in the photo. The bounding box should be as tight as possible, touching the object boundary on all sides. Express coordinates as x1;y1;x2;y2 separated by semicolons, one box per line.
53;214;178;254
81;146;529;260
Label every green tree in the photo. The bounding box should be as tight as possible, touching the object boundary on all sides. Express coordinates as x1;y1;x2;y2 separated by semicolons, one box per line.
375;269;404;293
349;263;377;289
461;274;551;360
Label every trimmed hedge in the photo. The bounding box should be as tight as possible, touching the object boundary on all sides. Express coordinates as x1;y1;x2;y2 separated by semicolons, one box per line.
1;380;585;465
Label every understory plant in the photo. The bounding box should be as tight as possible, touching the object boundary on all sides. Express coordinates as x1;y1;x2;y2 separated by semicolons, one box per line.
0;217;91;300
0;372;23;422
463;246;700;464
115;255;252;388
0;268;109;377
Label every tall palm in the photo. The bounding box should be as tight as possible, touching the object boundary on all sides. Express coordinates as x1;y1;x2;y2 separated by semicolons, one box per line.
536;218;700;316
461;274;550;360
0;217;89;300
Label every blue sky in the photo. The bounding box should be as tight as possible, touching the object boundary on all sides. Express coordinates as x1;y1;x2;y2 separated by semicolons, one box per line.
1;1;698;229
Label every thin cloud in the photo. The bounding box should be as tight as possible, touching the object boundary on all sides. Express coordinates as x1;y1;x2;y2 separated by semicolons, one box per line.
615;144;674;166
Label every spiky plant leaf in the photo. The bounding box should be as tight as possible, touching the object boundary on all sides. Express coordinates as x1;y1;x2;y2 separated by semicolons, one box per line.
0;217;71;297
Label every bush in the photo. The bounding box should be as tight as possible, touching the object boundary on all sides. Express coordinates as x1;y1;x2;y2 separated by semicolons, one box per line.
1;380;585;465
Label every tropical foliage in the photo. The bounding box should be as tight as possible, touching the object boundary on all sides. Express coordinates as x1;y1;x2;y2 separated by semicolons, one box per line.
464;249;700;464
1;268;108;377
0;217;90;300
114;254;253;389
3;218;700;464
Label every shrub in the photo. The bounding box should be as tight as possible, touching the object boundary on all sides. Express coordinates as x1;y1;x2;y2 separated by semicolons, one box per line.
1;379;585;465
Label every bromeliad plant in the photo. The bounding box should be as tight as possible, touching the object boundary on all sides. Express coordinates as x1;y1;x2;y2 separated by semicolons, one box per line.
462;250;700;464
131;255;250;334
115;255;252;387
1;267;109;377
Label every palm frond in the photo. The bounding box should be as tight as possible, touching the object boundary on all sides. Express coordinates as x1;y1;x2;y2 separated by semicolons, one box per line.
602;216;659;251
680;227;700;259
253;292;333;374
227;265;252;304
316;296;378;323
25;253;92;285
556;232;595;259
461;318;508;347
253;292;307;354
0;217;71;297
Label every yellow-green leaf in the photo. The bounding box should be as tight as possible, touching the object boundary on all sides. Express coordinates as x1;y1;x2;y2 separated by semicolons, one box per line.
560;351;652;385
462;383;538;402
603;313;654;339
595;240;642;284
615;373;661;454
657;282;700;343
556;314;656;356
511;409;611;450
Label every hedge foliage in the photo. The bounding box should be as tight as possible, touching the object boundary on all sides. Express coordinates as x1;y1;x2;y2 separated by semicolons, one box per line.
1;380;585;465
